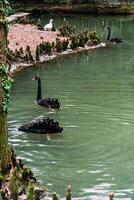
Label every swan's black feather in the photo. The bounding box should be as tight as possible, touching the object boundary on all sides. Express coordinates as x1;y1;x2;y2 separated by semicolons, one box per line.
33;75;61;109
107;27;123;44
18;116;63;134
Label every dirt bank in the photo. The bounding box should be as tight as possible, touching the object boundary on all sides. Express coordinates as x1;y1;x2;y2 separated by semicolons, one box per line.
8;24;64;53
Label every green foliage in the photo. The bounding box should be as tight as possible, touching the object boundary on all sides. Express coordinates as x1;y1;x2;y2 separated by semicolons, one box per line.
20;47;24;55
0;0;12;16
51;23;56;31
0;176;4;189
53;192;59;200
0;40;3;49
78;32;86;47
43;41;52;55
55;38;63;53
35;45;40;61
0;63;11;113
39;42;44;54
66;185;72;200
22;167;35;183
70;33;79;49
9;169;19;200
62;39;69;51
26;45;34;62
0;175;3;189
58;18;76;37
58;19;101;50
26;181;35;200
4;21;9;35
89;31;101;45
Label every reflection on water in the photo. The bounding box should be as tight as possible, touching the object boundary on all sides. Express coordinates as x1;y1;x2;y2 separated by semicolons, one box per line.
9;14;134;199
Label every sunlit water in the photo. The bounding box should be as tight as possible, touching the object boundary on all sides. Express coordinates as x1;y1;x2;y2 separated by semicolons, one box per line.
8;14;134;199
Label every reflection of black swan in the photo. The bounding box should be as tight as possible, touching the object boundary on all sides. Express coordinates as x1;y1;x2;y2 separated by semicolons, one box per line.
107;27;122;43
33;75;61;109
18;116;63;134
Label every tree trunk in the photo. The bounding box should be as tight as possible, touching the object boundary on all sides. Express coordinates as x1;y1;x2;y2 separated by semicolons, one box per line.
0;21;9;168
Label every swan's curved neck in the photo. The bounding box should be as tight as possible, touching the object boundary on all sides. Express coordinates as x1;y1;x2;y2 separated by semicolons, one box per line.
107;28;111;41
37;78;42;100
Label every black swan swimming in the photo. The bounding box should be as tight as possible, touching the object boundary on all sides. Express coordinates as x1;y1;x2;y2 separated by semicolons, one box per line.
18;116;63;134
33;75;61;109
107;27;122;43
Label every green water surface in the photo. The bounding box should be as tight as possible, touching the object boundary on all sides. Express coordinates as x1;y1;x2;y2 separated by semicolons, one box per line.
9;14;134;199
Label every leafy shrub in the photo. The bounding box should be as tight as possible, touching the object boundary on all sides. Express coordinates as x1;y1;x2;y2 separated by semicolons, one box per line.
55;38;63;53
89;31;101;45
58;18;76;37
43;41;52;55
70;33;79;49
62;39;69;51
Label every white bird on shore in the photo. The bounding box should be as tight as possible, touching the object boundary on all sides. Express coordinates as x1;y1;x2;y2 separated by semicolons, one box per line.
44;19;53;31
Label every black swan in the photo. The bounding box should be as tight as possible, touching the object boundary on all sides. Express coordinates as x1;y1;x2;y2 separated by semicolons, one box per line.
107;27;122;43
18;116;63;134
33;75;61;109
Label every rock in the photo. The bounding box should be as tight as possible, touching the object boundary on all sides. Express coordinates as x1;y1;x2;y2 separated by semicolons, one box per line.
34;187;46;200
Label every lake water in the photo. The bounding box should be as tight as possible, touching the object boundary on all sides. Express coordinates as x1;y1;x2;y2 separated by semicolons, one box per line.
9;14;134;199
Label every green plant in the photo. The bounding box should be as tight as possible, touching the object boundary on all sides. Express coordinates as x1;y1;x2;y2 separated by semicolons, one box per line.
0;40;3;49
43;41;52;55
0;0;12;16
51;23;56;31
78;33;86;47
89;31;101;45
55;38;63;53
70;33;79;49
9;168;19;200
26;45;34;62
53;192;59;200
39;42;44;54
0;175;4;189
62;39;69;51
20;47;24;55
26;181;35;200
4;21;9;35
35;45;40;61
0;63;11;113
58;18;76;37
